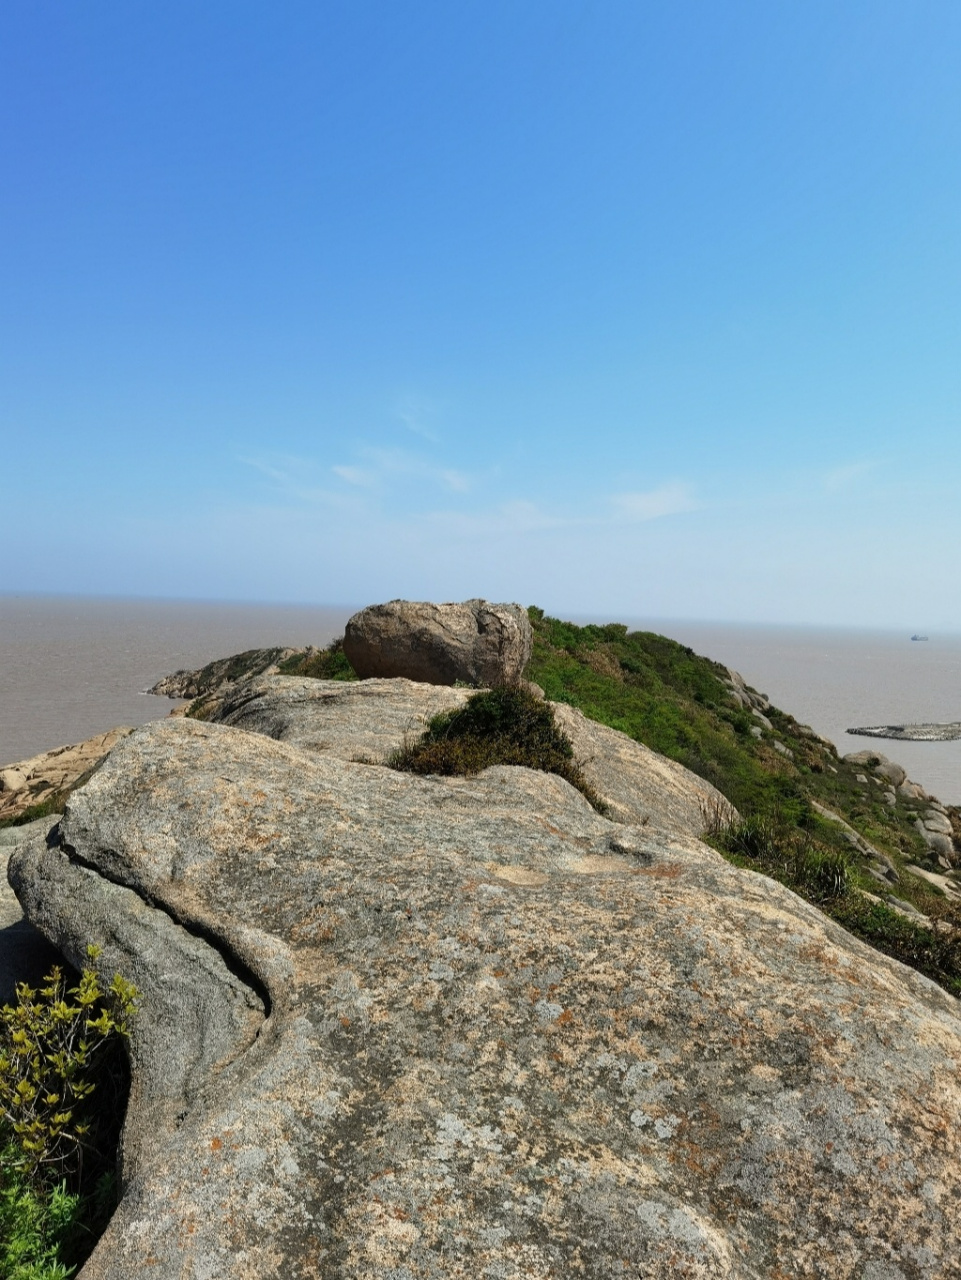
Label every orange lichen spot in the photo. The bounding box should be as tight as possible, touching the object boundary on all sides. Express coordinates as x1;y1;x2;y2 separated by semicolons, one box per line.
492;969;506;978
210;1136;223;1152
637;864;683;879
557;1009;574;1025
340;1016;351;1028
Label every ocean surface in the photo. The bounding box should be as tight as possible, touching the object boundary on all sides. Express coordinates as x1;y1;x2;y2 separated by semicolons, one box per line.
0;595;356;767
2;595;960;804
612;617;961;805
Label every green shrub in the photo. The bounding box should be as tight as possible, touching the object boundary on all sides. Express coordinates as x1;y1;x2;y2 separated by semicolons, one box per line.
277;638;357;681
388;684;607;812
715;812;851;905
0;948;138;1276
831;897;961;996
0;947;137;1183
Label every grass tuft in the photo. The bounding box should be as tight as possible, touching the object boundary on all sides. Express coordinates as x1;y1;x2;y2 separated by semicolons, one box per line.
388;684;607;812
277;638;357;682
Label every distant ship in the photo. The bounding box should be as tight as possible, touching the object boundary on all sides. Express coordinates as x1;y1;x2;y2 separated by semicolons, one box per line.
911;634;929;641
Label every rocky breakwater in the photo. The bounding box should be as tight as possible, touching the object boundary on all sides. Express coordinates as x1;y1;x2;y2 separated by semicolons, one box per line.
6;617;961;1276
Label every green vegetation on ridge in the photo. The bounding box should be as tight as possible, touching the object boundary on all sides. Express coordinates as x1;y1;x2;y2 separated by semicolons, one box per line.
523;608;961;994
387;683;606;812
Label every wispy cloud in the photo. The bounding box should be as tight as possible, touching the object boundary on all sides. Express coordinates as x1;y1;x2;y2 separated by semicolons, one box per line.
241;452;697;547
240;447;473;506
395;395;441;443
331;447;472;494
237;453;366;511
331;464;376;487
238;454;302;485
823;460;879;492
609;482;698;522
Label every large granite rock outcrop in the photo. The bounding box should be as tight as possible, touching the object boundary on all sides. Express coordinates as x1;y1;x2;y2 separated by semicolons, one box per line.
343;599;532;686
212;675;733;837
10;714;961;1279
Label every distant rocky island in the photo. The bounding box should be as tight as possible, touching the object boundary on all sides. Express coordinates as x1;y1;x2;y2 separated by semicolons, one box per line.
3;599;961;1276
848;722;961;742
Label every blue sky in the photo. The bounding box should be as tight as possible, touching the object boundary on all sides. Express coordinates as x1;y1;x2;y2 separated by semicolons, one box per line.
2;1;960;627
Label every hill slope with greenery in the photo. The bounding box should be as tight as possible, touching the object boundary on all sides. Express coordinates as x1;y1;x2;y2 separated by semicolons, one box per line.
524;608;961;994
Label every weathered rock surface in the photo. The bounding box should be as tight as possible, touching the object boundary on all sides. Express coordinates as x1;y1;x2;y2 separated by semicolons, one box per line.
548;700;736;836
0;727;131;824
211;675;733;839
215;674;474;763
0;818;65;1003
10;715;961;1278
0;767;27;792
343;598;532;686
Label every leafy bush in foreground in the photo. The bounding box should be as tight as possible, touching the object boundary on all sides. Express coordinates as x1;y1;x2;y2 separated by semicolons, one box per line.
0;1157;83;1280
0;949;138;1276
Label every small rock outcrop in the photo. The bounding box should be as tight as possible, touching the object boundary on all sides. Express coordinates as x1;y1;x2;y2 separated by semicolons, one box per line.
148;646;301;700
721;668;770;713
9;711;961;1278
343;598;532;686
0;727;131;824
844;751;931;799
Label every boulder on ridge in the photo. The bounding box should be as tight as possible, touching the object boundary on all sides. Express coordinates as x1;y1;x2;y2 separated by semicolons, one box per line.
9;715;961;1278
343;598;532;686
